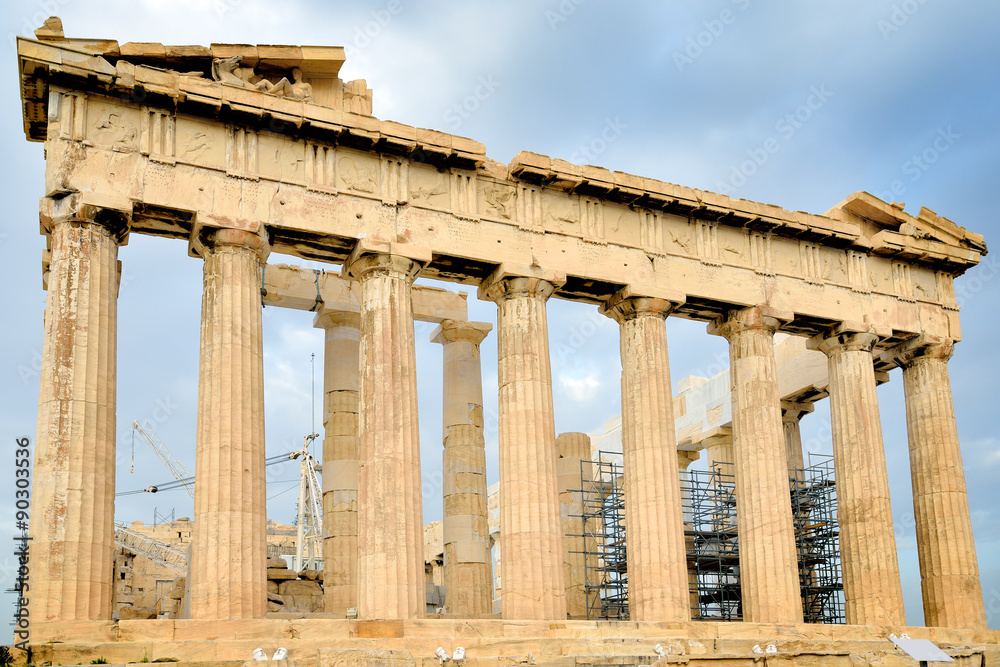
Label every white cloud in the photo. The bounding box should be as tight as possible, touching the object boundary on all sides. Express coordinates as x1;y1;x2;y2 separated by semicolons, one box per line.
559;374;601;402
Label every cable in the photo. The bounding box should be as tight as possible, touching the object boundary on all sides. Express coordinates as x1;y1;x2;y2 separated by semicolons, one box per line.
115;453;299;497
267;481;301;501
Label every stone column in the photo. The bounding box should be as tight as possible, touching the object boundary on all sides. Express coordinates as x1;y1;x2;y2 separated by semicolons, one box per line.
695;427;735;479
431;319;494;618
676;449;701;618
29;203;128;621
347;248;426;620
781;401;814;480
556;432;598;620
708;307;802;624
189;227;269;619
601;291;690;622
479;269;567;620
810;328;905;626
892;337;986;629
314;309;360;614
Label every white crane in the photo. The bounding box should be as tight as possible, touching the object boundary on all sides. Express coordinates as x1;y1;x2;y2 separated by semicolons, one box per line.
291;432;323;571
131;420;195;499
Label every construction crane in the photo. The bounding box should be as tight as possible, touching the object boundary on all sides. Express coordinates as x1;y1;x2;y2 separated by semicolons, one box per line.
291;432;323;571
131;420;195;499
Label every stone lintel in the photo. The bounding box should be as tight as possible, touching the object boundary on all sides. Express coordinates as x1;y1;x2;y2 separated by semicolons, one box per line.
264;263;468;323
599;285;686;322
430;319;492;346
707;305;793;340
341;238;431;281
477;263;566;303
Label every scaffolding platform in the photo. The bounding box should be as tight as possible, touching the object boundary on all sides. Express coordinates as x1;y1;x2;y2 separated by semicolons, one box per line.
573;451;845;624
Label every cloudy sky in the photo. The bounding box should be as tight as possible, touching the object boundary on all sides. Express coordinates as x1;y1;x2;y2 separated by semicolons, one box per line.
1;0;998;629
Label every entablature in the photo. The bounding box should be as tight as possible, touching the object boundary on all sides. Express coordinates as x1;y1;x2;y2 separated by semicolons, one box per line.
19;31;986;353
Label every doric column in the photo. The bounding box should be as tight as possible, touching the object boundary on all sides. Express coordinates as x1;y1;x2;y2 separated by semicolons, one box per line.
781;401;814;479
346;245;427;620
694;426;735;479
892;337;986;629
809;327;905;626
556;432;598;620
600;290;689;622
676;449;701;618
708;307;802;624
431;319;494;618
189;227;269;619
478;268;567;620
29;202;128;621
314;309;360;614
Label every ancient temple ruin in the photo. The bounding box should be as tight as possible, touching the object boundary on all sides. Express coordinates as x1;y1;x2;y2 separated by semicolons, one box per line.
15;17;998;667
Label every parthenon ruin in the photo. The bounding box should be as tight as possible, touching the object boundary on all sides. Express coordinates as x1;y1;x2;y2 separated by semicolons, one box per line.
15;17;998;667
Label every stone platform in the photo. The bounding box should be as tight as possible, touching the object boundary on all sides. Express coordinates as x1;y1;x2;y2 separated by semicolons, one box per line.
26;619;1000;667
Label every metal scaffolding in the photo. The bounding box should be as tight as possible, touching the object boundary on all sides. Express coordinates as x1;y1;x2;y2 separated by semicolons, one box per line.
684;464;741;620
790;454;845;624
571;451;628;620
574;450;845;624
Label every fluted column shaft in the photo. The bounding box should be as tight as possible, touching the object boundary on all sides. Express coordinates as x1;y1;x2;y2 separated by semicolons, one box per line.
708;307;802;624
700;429;735;479
556;432;598;619
896;340;985;629
431;320;494;618
602;294;689;622
812;331;904;626
29;208;127;621
781;402;813;481
480;274;567;620
351;253;425;619
190;228;269;619
314;310;360;614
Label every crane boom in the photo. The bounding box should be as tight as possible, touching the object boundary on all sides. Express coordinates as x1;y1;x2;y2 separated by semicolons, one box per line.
131;420;195;499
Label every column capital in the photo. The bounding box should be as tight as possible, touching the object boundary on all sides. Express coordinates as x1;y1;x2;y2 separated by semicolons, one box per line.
676;448;701;471
707;305;792;340
193;227;270;262
887;334;956;367
555;432;591;459
780;400;815;422
342;238;431;283
430;319;492;346
477;264;564;304
313;308;361;330
599;286;684;324
40;195;131;244
807;325;883;356
690;425;734;451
